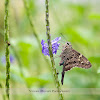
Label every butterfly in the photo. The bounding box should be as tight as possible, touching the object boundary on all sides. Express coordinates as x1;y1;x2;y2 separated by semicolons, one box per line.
59;42;92;85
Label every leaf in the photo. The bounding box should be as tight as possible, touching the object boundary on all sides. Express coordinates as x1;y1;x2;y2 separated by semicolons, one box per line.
89;14;100;20
25;77;51;86
88;56;100;63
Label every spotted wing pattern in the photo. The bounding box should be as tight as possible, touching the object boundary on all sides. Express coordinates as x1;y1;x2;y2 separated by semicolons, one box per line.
59;46;91;85
63;49;91;71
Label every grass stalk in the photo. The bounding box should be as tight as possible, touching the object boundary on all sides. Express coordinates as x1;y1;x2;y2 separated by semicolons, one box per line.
22;0;50;66
0;83;6;100
45;0;64;100
23;0;41;48
4;0;10;99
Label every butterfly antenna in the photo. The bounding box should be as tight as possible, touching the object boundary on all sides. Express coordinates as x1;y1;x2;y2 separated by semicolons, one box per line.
60;33;67;41
54;55;60;59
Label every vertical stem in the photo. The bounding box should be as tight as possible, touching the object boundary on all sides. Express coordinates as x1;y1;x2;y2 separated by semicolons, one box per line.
22;0;50;67
10;45;24;77
0;83;6;100
4;0;10;99
23;0;41;48
45;0;64;100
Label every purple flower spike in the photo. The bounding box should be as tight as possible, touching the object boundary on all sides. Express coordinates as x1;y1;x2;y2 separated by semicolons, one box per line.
41;37;61;56
10;55;14;63
51;37;61;44
1;55;14;64
41;39;49;56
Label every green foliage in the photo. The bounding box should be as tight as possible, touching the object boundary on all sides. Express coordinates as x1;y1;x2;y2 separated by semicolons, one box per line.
0;0;100;100
25;77;51;86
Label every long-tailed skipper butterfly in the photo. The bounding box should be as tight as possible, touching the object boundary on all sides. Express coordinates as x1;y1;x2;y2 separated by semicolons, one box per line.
59;42;91;85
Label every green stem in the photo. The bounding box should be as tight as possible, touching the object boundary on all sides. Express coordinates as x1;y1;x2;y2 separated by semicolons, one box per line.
22;1;63;99
23;0;41;48
22;0;50;66
0;83;6;100
0;29;24;77
45;0;64;100
4;0;10;99
10;45;24;76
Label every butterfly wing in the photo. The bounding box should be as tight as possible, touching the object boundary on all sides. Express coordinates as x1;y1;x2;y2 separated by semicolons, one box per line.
64;49;91;71
60;48;91;72
59;43;92;85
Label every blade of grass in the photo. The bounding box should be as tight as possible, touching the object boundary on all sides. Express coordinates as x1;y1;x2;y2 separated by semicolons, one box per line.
4;0;10;99
0;83;6;100
45;0;64;100
22;0;50;67
23;0;64;99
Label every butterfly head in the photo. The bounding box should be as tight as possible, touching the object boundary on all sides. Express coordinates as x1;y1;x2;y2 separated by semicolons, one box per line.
63;42;72;50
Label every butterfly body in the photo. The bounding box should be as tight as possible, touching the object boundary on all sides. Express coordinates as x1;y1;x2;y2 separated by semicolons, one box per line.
59;42;91;85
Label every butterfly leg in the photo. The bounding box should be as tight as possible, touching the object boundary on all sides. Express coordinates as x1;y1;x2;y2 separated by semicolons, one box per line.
61;65;65;85
54;55;60;59
59;61;64;66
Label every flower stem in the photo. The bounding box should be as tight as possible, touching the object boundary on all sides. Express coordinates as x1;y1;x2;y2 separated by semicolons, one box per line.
23;0;50;66
45;0;64;100
4;0;10;99
23;0;41;48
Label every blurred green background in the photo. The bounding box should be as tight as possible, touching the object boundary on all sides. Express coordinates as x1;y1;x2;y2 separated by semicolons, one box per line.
0;0;100;100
